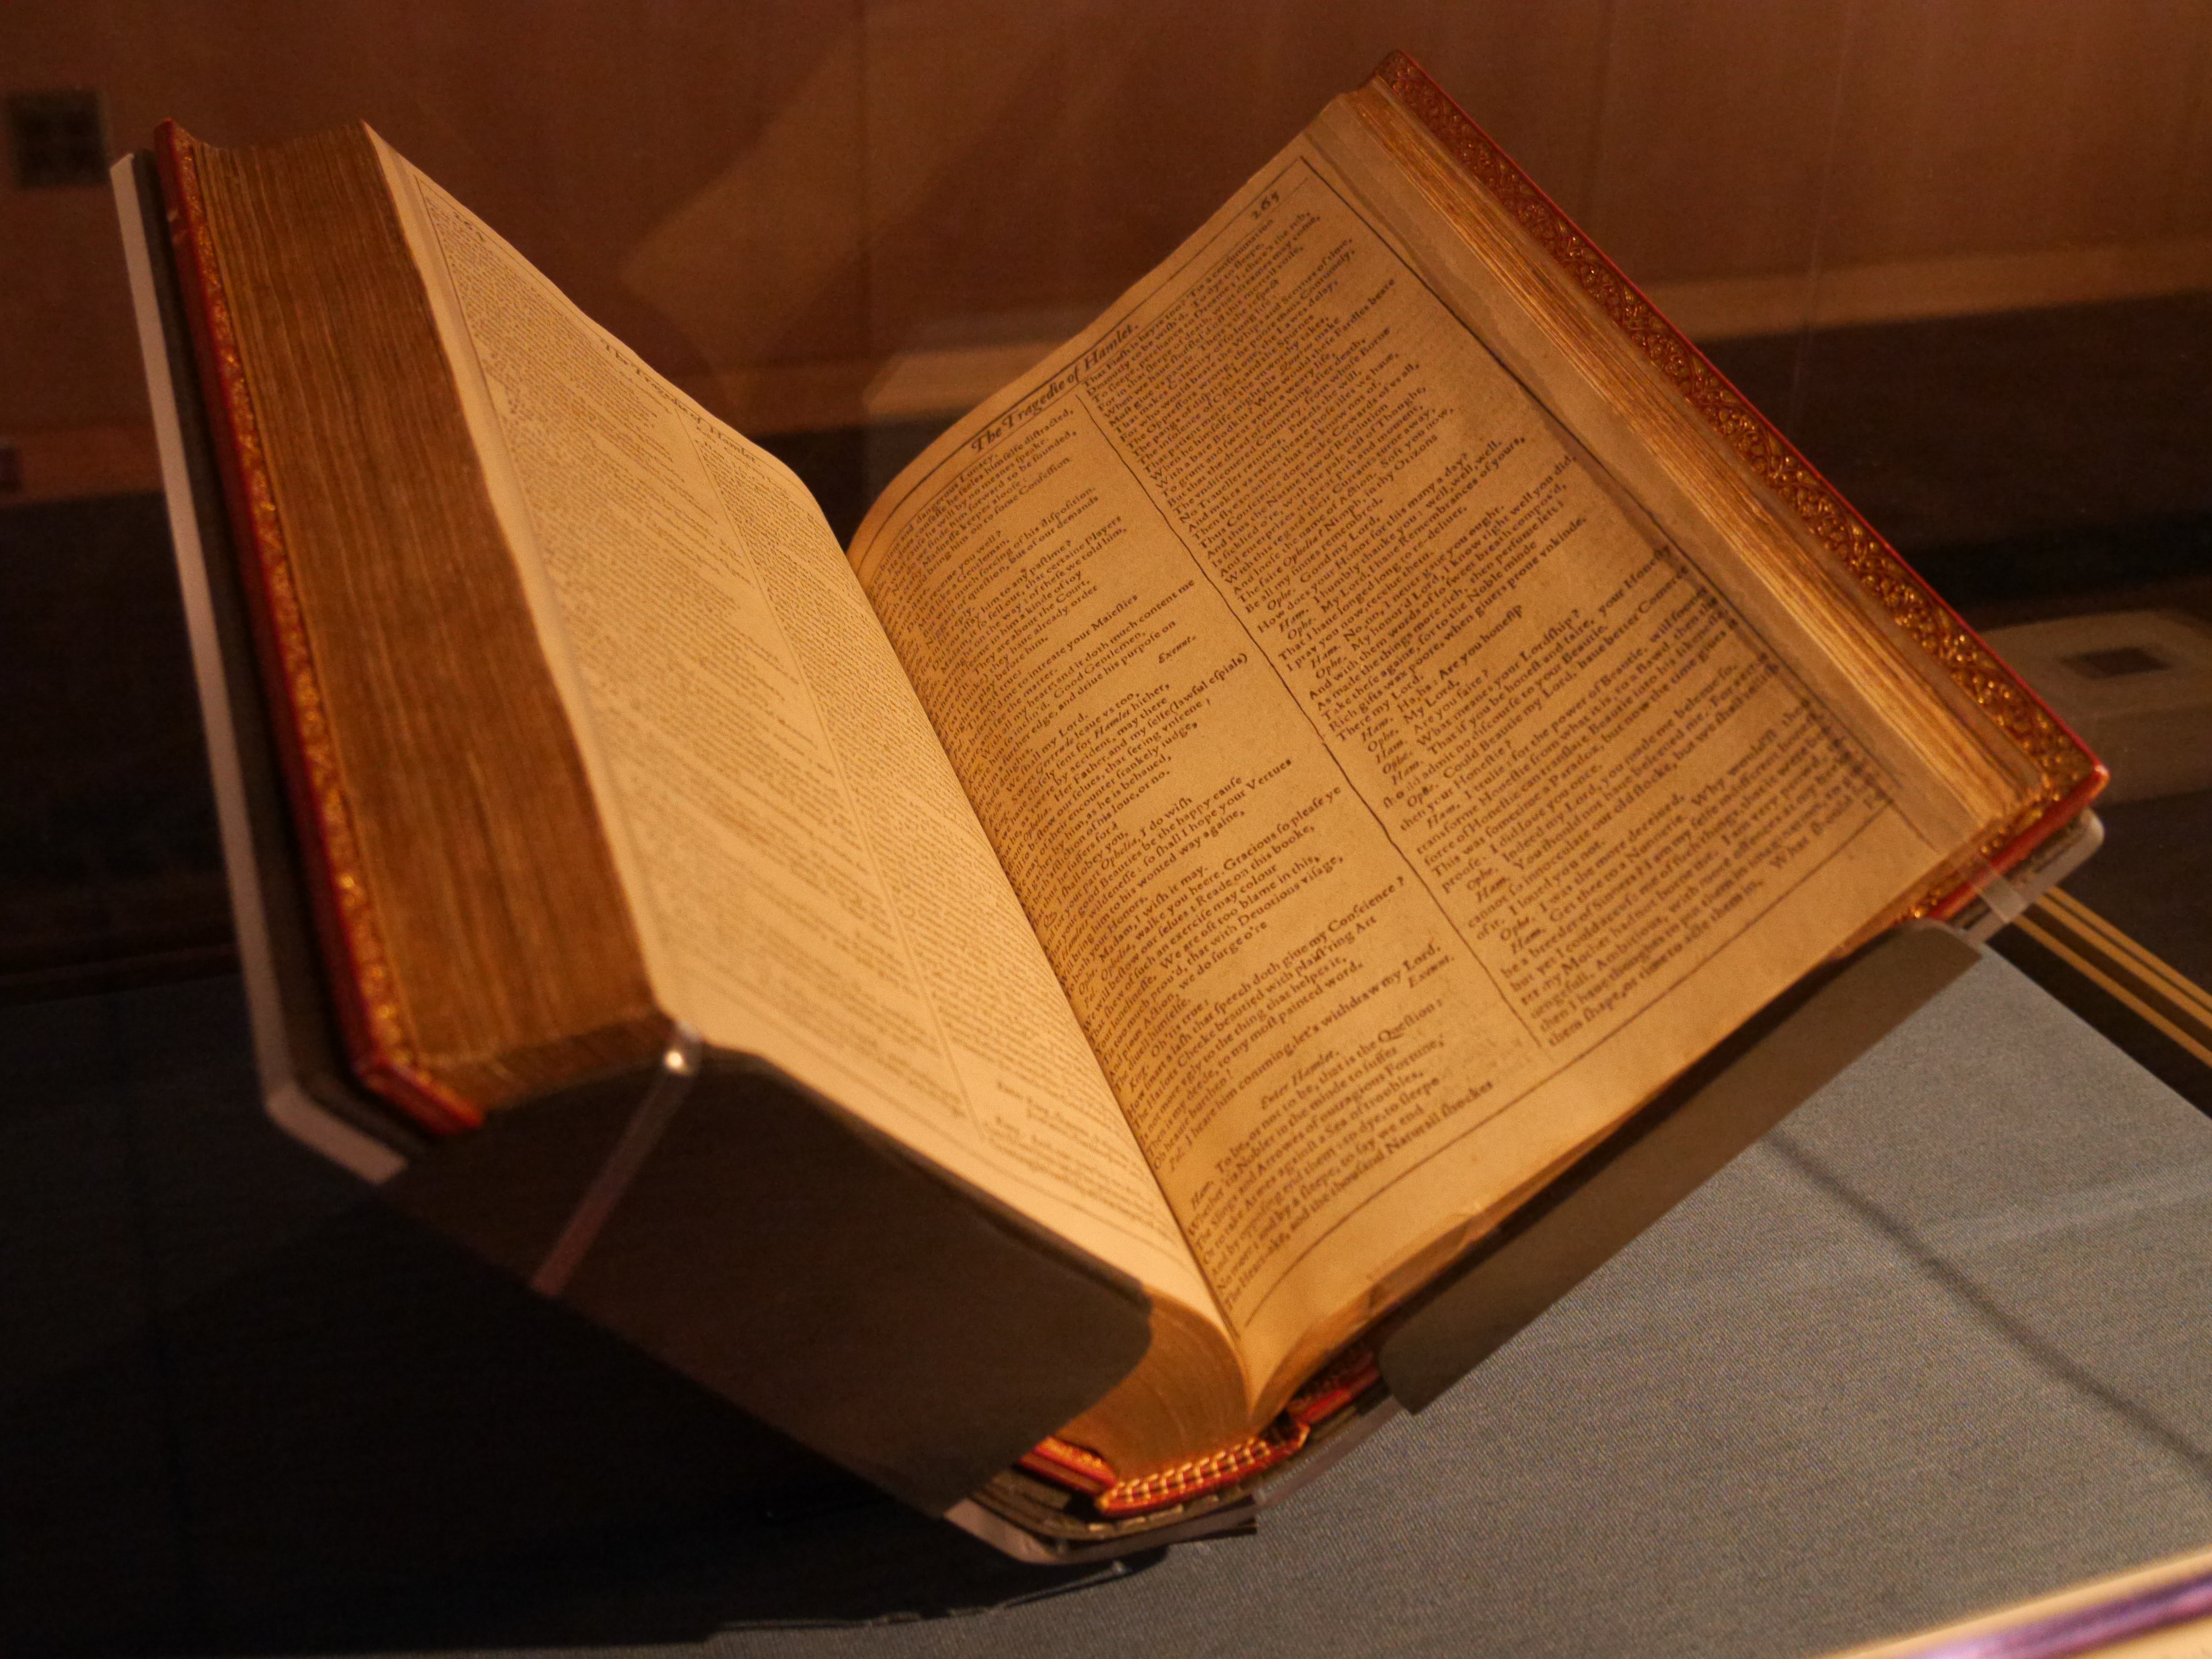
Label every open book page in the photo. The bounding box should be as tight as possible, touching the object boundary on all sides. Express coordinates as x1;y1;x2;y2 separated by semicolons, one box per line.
1318;85;2042;869
369;139;1218;1322
851;113;1996;1406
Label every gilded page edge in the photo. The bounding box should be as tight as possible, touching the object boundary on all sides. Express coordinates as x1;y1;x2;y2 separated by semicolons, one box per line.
154;122;479;1134
1368;51;2107;907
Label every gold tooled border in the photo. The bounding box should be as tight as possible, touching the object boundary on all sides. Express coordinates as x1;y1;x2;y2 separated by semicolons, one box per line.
1025;1349;1382;1519
1371;52;2105;902
162;127;478;1132
1091;1418;1307;1516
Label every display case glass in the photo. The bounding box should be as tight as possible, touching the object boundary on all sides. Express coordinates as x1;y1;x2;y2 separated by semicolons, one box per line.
4;7;2210;1654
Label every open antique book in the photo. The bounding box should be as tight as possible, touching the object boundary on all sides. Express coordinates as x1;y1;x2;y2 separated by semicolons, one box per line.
137;55;2100;1524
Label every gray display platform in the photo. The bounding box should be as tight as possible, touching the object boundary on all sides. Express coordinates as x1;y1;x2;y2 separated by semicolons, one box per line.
7;947;2211;1657
696;946;2212;1659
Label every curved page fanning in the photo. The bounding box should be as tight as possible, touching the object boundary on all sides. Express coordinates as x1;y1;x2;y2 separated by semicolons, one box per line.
1318;84;2042;879
853;131;1966;1401
377;145;1212;1317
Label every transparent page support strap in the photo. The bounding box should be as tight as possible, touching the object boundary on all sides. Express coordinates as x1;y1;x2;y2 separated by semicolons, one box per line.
1959;865;2031;945
530;1022;706;1297
1954;811;2105;944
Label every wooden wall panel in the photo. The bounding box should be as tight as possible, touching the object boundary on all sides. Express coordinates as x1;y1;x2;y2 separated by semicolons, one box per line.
858;0;1089;355
1580;0;1857;284
3;0;2208;458
852;0;1618;356
0;0;870;435
1823;0;2212;264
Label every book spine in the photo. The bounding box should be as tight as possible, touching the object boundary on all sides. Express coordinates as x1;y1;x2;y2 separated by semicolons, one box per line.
152;123;478;1134
1370;52;2107;912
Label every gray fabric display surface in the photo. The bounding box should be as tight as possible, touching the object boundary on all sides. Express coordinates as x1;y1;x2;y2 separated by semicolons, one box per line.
709;947;2212;1659
7;947;2211;1658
